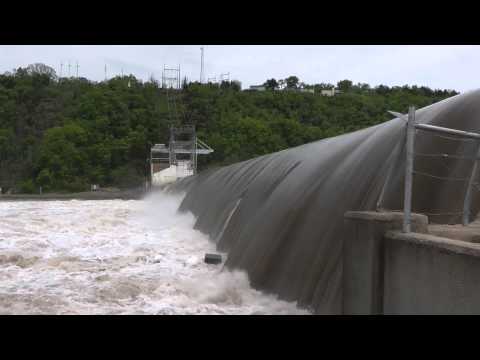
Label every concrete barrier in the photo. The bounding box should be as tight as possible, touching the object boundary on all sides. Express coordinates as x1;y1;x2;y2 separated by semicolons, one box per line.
384;231;480;314
343;211;428;314
343;210;480;314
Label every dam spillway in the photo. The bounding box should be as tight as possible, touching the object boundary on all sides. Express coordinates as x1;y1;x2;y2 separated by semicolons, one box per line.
171;90;480;314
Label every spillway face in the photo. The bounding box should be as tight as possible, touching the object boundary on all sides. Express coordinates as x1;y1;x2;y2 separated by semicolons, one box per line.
172;90;480;314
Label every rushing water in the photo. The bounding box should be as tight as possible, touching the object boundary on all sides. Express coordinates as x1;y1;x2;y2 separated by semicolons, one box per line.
0;192;308;315
174;90;480;313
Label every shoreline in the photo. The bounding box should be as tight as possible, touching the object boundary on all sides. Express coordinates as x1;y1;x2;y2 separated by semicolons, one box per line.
0;189;147;201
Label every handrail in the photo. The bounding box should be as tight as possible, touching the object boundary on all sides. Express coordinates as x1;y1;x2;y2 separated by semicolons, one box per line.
399;107;480;232
197;138;213;151
415;123;480;141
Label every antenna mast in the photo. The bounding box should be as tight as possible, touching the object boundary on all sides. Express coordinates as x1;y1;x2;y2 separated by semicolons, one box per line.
200;46;204;83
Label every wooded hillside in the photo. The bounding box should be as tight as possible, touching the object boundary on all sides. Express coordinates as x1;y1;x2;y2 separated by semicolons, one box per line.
0;64;458;193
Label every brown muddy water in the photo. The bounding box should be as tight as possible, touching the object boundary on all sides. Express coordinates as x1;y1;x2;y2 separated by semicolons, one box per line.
0;192;308;315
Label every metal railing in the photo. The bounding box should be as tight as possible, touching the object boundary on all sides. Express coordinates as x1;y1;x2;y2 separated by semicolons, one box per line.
402;106;480;232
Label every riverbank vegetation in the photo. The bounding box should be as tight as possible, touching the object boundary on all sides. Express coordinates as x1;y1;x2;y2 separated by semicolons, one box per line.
0;63;458;193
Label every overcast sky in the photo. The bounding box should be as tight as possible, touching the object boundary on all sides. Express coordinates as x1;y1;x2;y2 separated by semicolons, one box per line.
1;45;479;92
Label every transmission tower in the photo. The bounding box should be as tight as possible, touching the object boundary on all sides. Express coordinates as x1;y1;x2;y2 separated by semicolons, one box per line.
162;65;181;89
220;72;230;82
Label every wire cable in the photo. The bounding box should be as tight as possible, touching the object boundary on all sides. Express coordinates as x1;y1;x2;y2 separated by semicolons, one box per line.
417;131;477;142
412;170;470;182
384;209;464;216
423;211;464;216
414;152;477;160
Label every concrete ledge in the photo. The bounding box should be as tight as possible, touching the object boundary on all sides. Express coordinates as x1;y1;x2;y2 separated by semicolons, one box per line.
345;210;427;223
428;224;480;243
345;211;429;233
385;230;480;257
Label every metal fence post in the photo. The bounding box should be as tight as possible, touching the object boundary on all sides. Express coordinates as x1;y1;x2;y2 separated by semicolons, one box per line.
403;106;416;233
462;143;480;225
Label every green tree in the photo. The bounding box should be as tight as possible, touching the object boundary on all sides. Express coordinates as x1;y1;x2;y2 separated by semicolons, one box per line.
285;76;300;89
26;63;57;79
337;79;353;92
264;78;279;91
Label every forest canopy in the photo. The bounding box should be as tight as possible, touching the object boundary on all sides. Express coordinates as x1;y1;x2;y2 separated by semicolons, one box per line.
0;63;458;193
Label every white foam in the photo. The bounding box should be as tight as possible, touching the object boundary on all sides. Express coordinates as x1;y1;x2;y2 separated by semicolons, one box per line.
0;193;309;315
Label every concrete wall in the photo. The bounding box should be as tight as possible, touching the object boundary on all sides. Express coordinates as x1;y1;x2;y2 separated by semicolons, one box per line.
383;231;480;314
343;211;428;315
343;210;480;314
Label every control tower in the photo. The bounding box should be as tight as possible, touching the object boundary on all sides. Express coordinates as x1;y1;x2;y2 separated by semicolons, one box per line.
150;125;213;186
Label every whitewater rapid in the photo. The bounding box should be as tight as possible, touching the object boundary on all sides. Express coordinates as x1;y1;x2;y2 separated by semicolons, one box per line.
0;193;308;315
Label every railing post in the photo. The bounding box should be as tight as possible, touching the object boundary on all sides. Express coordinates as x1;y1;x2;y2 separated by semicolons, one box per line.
463;143;480;225
403;106;416;233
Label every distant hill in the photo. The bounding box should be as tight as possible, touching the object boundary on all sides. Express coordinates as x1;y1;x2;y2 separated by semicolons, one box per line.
0;64;458;193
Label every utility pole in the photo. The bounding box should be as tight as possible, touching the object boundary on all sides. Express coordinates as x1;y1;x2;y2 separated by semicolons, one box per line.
68;61;71;77
76;61;79;78
60;62;63;78
104;64;107;81
403;106;416;233
200;46;204;83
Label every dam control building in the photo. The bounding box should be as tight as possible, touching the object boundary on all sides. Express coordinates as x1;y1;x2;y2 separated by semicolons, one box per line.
150;125;213;186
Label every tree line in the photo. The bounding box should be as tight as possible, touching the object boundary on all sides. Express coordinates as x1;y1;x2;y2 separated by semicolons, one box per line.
0;63;458;193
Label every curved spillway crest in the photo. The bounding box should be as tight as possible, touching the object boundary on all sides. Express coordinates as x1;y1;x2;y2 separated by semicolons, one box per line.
170;90;480;314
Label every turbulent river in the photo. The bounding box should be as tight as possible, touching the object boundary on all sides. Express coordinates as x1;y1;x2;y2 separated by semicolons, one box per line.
0;192;308;315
